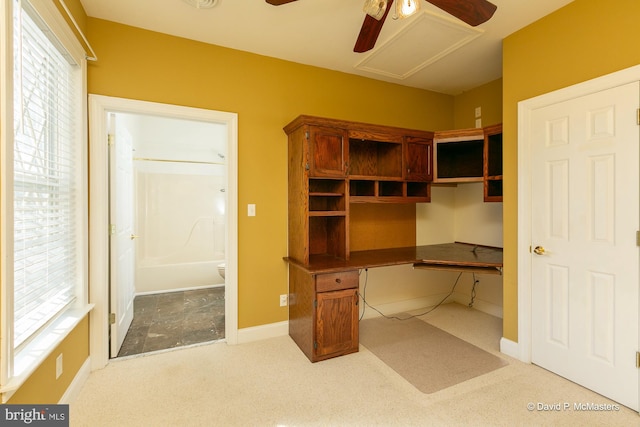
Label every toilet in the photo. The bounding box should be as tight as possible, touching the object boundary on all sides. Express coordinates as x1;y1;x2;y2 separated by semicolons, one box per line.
217;263;225;280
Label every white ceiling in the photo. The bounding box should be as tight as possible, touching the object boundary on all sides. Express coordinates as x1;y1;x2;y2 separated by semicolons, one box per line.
79;0;574;95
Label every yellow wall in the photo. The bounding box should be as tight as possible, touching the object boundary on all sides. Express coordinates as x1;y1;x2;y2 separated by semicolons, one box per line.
8;318;89;404
423;79;503;314
453;78;502;129
16;0;636;403
502;0;640;341
1;0;90;405
85;18;454;329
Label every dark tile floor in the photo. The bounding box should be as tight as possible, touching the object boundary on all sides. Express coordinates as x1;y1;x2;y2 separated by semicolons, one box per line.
117;287;225;358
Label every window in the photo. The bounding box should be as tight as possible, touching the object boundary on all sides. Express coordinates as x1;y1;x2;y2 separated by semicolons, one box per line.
1;0;89;399
13;0;80;349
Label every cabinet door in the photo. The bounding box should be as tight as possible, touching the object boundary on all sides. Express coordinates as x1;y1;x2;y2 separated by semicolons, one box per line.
315;288;359;358
405;137;433;181
308;126;347;177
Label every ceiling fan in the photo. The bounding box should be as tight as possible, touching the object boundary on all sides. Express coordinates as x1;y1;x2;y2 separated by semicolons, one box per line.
265;0;497;53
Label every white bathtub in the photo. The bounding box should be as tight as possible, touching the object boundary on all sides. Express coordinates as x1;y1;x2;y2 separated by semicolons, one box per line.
133;162;226;294
136;259;225;294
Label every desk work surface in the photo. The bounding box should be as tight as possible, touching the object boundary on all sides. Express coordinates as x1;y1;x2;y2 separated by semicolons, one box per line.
285;242;503;275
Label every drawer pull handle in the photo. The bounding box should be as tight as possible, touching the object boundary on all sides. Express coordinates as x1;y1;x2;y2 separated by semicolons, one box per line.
335;278;341;284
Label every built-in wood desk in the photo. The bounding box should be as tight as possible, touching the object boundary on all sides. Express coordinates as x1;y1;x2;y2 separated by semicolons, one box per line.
284;242;503;362
285;242;503;275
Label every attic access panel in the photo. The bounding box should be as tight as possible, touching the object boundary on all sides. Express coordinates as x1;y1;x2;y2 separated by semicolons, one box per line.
354;10;484;80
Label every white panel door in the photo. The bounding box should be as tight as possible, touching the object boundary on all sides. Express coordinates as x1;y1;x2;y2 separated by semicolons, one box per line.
531;82;639;410
109;114;136;357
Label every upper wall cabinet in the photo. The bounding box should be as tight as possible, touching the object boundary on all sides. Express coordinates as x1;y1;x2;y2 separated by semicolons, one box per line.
433;128;485;183
284;115;434;263
284;115;501;265
284;115;435;206
308;126;348;178
405;136;433;182
433;125;503;202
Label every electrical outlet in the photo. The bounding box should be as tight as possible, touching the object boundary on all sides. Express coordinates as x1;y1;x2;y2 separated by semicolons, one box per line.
279;294;288;307
56;354;63;379
475;106;482;118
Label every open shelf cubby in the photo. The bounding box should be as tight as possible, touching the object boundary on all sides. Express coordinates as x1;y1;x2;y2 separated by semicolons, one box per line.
486;132;503;177
309;215;347;259
435;139;484;180
309;179;346;212
378;181;404;197
483;124;503;202
348;138;403;178
349;180;375;197
485;179;503;199
407;182;429;198
309;178;345;196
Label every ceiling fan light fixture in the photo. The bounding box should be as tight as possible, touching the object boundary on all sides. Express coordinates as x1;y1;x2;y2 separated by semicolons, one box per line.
363;0;388;21
395;0;420;19
182;0;219;9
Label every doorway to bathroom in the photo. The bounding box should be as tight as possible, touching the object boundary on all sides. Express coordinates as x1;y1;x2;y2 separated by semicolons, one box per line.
112;112;228;357
88;95;238;368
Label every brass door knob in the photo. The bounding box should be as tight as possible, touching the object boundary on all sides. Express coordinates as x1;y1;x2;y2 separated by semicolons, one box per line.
533;246;546;255
130;234;141;240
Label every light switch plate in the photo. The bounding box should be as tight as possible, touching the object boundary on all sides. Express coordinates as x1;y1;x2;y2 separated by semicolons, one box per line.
248;204;256;216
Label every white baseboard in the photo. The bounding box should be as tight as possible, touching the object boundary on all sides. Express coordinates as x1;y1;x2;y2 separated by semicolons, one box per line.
233;296;504;345
233;294;469;344
60;357;91;404
237;321;288;344
451;292;503;318
500;337;520;360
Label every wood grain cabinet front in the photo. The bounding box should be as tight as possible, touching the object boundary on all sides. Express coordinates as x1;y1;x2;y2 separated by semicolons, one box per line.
308;125;348;178
288;267;359;362
285;115;503;363
315;286;359;359
405;136;433;182
285;115;437;265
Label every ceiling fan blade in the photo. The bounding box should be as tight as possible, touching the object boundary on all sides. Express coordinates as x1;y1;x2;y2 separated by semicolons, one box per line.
354;0;394;53
265;0;298;5
426;0;497;26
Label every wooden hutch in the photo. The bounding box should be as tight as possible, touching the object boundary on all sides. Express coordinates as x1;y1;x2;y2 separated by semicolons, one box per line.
283;115;503;362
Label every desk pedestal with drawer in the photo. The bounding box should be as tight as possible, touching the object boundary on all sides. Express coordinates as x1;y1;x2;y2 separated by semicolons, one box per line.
286;243;503;362
288;266;359;362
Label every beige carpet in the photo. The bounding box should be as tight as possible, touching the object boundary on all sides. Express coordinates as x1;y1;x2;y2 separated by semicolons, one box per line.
360;314;508;394
71;304;639;426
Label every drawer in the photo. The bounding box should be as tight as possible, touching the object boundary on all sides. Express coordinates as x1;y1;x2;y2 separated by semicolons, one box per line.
315;271;358;293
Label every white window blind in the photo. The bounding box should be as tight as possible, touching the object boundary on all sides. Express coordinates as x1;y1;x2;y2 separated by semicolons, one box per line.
12;0;80;349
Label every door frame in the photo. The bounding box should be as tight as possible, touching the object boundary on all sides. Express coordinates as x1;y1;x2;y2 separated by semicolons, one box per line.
88;95;239;370
517;64;640;364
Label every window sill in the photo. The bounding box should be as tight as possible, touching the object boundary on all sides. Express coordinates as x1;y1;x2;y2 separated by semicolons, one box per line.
1;304;94;402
